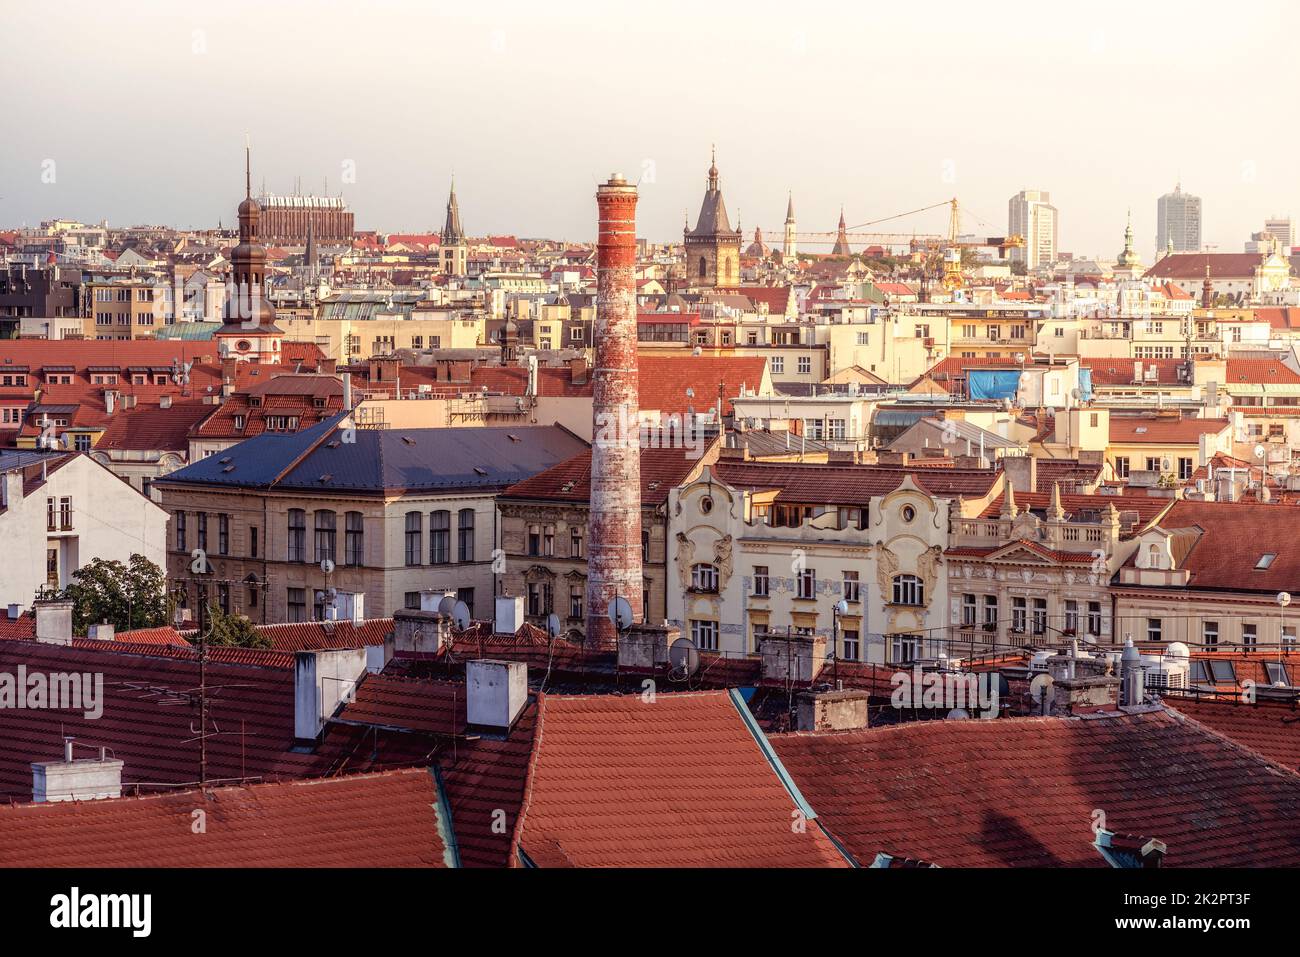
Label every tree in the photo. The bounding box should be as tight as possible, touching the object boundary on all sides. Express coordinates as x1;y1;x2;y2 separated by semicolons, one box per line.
203;604;271;649
61;554;171;636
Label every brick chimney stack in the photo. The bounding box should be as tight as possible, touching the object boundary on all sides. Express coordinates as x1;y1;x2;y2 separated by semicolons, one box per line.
587;174;643;648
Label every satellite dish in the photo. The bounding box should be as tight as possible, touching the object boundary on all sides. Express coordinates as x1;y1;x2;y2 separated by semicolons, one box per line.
1029;672;1054;700
669;637;700;676
608;595;635;631
945;708;970;720
1278;592;1292;608
320;558;335;575
451;600;471;631
684;387;695;398
1255;444;1267;460
545;613;562;639
834;598;849;615
437;594;457;615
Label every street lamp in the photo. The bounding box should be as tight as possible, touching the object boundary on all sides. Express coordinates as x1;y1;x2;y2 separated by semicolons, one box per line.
832;597;849;660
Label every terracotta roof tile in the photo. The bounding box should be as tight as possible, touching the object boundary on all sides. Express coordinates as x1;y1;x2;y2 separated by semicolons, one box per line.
771;708;1300;867
515;691;850;867
0;768;451;867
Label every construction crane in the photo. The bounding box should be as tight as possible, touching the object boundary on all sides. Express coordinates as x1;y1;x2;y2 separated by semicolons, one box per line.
763;197;1025;290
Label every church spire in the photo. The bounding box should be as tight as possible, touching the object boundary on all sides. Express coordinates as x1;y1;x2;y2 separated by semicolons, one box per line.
785;191;795;223
442;176;464;246
832;205;852;256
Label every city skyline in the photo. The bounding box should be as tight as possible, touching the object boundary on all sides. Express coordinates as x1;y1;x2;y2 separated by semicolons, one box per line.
3;1;1299;258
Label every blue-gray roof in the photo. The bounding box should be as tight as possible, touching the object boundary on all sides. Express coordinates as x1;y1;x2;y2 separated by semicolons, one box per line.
160;416;589;494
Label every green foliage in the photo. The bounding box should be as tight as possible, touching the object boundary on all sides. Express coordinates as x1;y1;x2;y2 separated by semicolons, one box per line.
203;604;271;649
62;554;170;636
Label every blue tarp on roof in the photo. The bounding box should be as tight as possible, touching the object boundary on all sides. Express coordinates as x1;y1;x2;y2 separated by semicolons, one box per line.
967;370;1022;401
1077;368;1093;402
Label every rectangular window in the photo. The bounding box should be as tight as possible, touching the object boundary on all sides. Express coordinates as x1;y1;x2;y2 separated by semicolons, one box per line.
569;585;583;620
458;509;475;563
1263;661;1290;686
797;356;812;375
175;511;187;550
1012;597;1027;633
217;514;229;555
892;575;923;606
405;511;422;566
1032;598;1047;636
983;595;998;627
690;619;719;651
891;634;922;665
429;510;450;564
770;356;784;374
1147;618;1162;643
404;591;421;610
1242;623;1257;648
1087;601;1102;637
842;630;860;661
345;512;364;566
1178;457;1193;481
842;571;860;603
250;525;258;558
961;593;976;627
797;568;816;600
568;525;584;559
314;510;337;563
457;587;475;619
1203;620;1218;652
287;588;306;623
287;509;306;562
753;566;769;597
1064;600;1078;633
196;512;207;551
1115;457;1130;479
527;525;540;556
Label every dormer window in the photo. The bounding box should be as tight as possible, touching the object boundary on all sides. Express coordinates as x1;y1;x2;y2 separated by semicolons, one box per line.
1256;553;1277;570
249;396;262;407
233;414;246;431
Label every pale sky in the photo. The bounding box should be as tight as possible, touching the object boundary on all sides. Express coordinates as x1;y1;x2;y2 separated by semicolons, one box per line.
2;0;1297;259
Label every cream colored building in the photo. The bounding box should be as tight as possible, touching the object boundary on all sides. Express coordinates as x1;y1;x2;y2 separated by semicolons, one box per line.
666;458;1002;663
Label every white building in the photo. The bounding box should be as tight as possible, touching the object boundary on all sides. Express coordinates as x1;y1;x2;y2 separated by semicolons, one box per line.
1008;190;1059;270
0;450;168;606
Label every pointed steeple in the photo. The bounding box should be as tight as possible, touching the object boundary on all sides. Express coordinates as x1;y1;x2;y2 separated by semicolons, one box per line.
785;191;795;224
832;205;852;256
1048;482;1065;521
442;176;465;246
222;138;279;336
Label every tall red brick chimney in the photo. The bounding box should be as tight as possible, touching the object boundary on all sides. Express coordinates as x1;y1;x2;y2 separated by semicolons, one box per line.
587;174;643;648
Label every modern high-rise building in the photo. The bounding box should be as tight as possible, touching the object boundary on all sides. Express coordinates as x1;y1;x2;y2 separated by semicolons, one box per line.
1264;216;1295;251
1007;190;1058;269
1156;184;1201;253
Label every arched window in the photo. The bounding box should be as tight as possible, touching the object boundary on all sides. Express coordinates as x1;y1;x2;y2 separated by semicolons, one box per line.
892;574;923;607
691;563;719;593
698;256;707;278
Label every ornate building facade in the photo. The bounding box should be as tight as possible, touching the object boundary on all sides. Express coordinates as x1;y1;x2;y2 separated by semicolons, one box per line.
665;458;1003;662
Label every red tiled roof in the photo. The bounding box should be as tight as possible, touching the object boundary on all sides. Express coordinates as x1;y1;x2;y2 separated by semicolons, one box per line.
637;355;769;416
515;691;850;867
94;402;213;452
1108;417;1229;444
1254;307;1300;331
979;490;1173;527
1226;357;1300;384
501;446;707;506
714;460;999;502
110;626;191;647
336;673;464;736
714;285;795;314
0;767;451;867
1168;698;1300;772
253;618;392;652
1149;500;1300;593
0;615;35;640
1146;253;1281;280
771;708;1300;867
1085;358;1184;386
0;640;318;803
468;366;593;398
